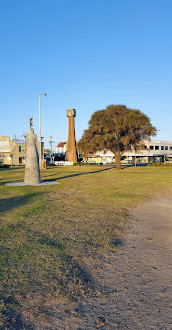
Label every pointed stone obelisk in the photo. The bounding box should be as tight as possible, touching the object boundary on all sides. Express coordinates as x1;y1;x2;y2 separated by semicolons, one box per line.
65;109;78;163
24;127;40;185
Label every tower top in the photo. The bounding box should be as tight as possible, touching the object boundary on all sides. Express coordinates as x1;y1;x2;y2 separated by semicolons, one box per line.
66;109;76;117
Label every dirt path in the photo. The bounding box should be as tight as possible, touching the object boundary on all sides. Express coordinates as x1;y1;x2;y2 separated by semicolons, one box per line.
28;194;172;329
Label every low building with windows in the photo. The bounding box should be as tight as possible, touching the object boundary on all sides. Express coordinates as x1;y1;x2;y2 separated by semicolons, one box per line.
0;136;26;166
124;140;172;163
86;140;172;164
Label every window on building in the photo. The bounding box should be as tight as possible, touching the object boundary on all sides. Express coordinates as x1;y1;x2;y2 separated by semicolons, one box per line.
150;146;154;150
19;146;22;152
170;146;172;150
165;146;168;150
19;157;22;164
161;146;164;150
155;146;159;150
144;145;147;149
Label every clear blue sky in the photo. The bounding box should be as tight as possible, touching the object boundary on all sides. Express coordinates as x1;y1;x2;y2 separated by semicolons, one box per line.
1;0;172;148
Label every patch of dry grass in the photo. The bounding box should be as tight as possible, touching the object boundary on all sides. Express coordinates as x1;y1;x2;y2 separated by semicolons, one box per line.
0;165;172;327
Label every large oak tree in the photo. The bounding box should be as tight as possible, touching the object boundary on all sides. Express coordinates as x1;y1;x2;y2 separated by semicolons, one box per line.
78;105;156;169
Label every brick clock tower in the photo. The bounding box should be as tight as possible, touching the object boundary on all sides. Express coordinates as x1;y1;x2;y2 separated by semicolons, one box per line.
65;109;78;163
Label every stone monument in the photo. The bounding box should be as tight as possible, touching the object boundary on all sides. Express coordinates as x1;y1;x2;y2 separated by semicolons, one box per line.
24;127;40;185
5;119;59;186
65;109;78;163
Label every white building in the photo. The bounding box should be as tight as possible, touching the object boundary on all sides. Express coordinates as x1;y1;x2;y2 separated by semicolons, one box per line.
56;142;68;155
124;140;172;163
86;140;172;164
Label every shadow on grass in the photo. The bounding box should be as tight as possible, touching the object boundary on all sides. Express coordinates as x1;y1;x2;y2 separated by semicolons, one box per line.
0;192;43;215
36;232;96;296
110;238;124;249
43;167;113;182
2;301;34;329
38;233;66;250
0;231;96;328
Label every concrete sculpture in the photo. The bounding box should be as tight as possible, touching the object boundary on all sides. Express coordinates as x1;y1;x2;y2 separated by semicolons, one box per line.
65;109;78;163
5;121;59;186
24;127;40;185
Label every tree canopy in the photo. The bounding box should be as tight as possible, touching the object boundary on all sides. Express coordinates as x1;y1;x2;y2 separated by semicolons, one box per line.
78;105;156;169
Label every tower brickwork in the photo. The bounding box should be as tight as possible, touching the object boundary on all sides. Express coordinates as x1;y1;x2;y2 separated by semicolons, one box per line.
65;109;78;163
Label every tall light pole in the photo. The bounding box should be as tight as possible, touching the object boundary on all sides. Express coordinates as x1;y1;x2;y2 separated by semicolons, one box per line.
39;93;47;169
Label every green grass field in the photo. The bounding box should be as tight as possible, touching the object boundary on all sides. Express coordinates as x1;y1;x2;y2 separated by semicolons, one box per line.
0;165;172;326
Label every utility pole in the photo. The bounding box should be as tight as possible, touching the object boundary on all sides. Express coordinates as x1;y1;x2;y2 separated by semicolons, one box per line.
49;135;55;156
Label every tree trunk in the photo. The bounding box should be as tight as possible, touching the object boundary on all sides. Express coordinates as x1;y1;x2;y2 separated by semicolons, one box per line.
115;149;121;170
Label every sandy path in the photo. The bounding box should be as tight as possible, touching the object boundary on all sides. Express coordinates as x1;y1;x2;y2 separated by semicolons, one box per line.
30;194;172;329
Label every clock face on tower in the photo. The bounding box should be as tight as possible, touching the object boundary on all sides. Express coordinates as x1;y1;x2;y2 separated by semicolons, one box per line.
66;109;76;117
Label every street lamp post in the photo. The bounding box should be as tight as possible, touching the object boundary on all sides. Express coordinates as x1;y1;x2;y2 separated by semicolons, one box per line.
39;93;47;169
